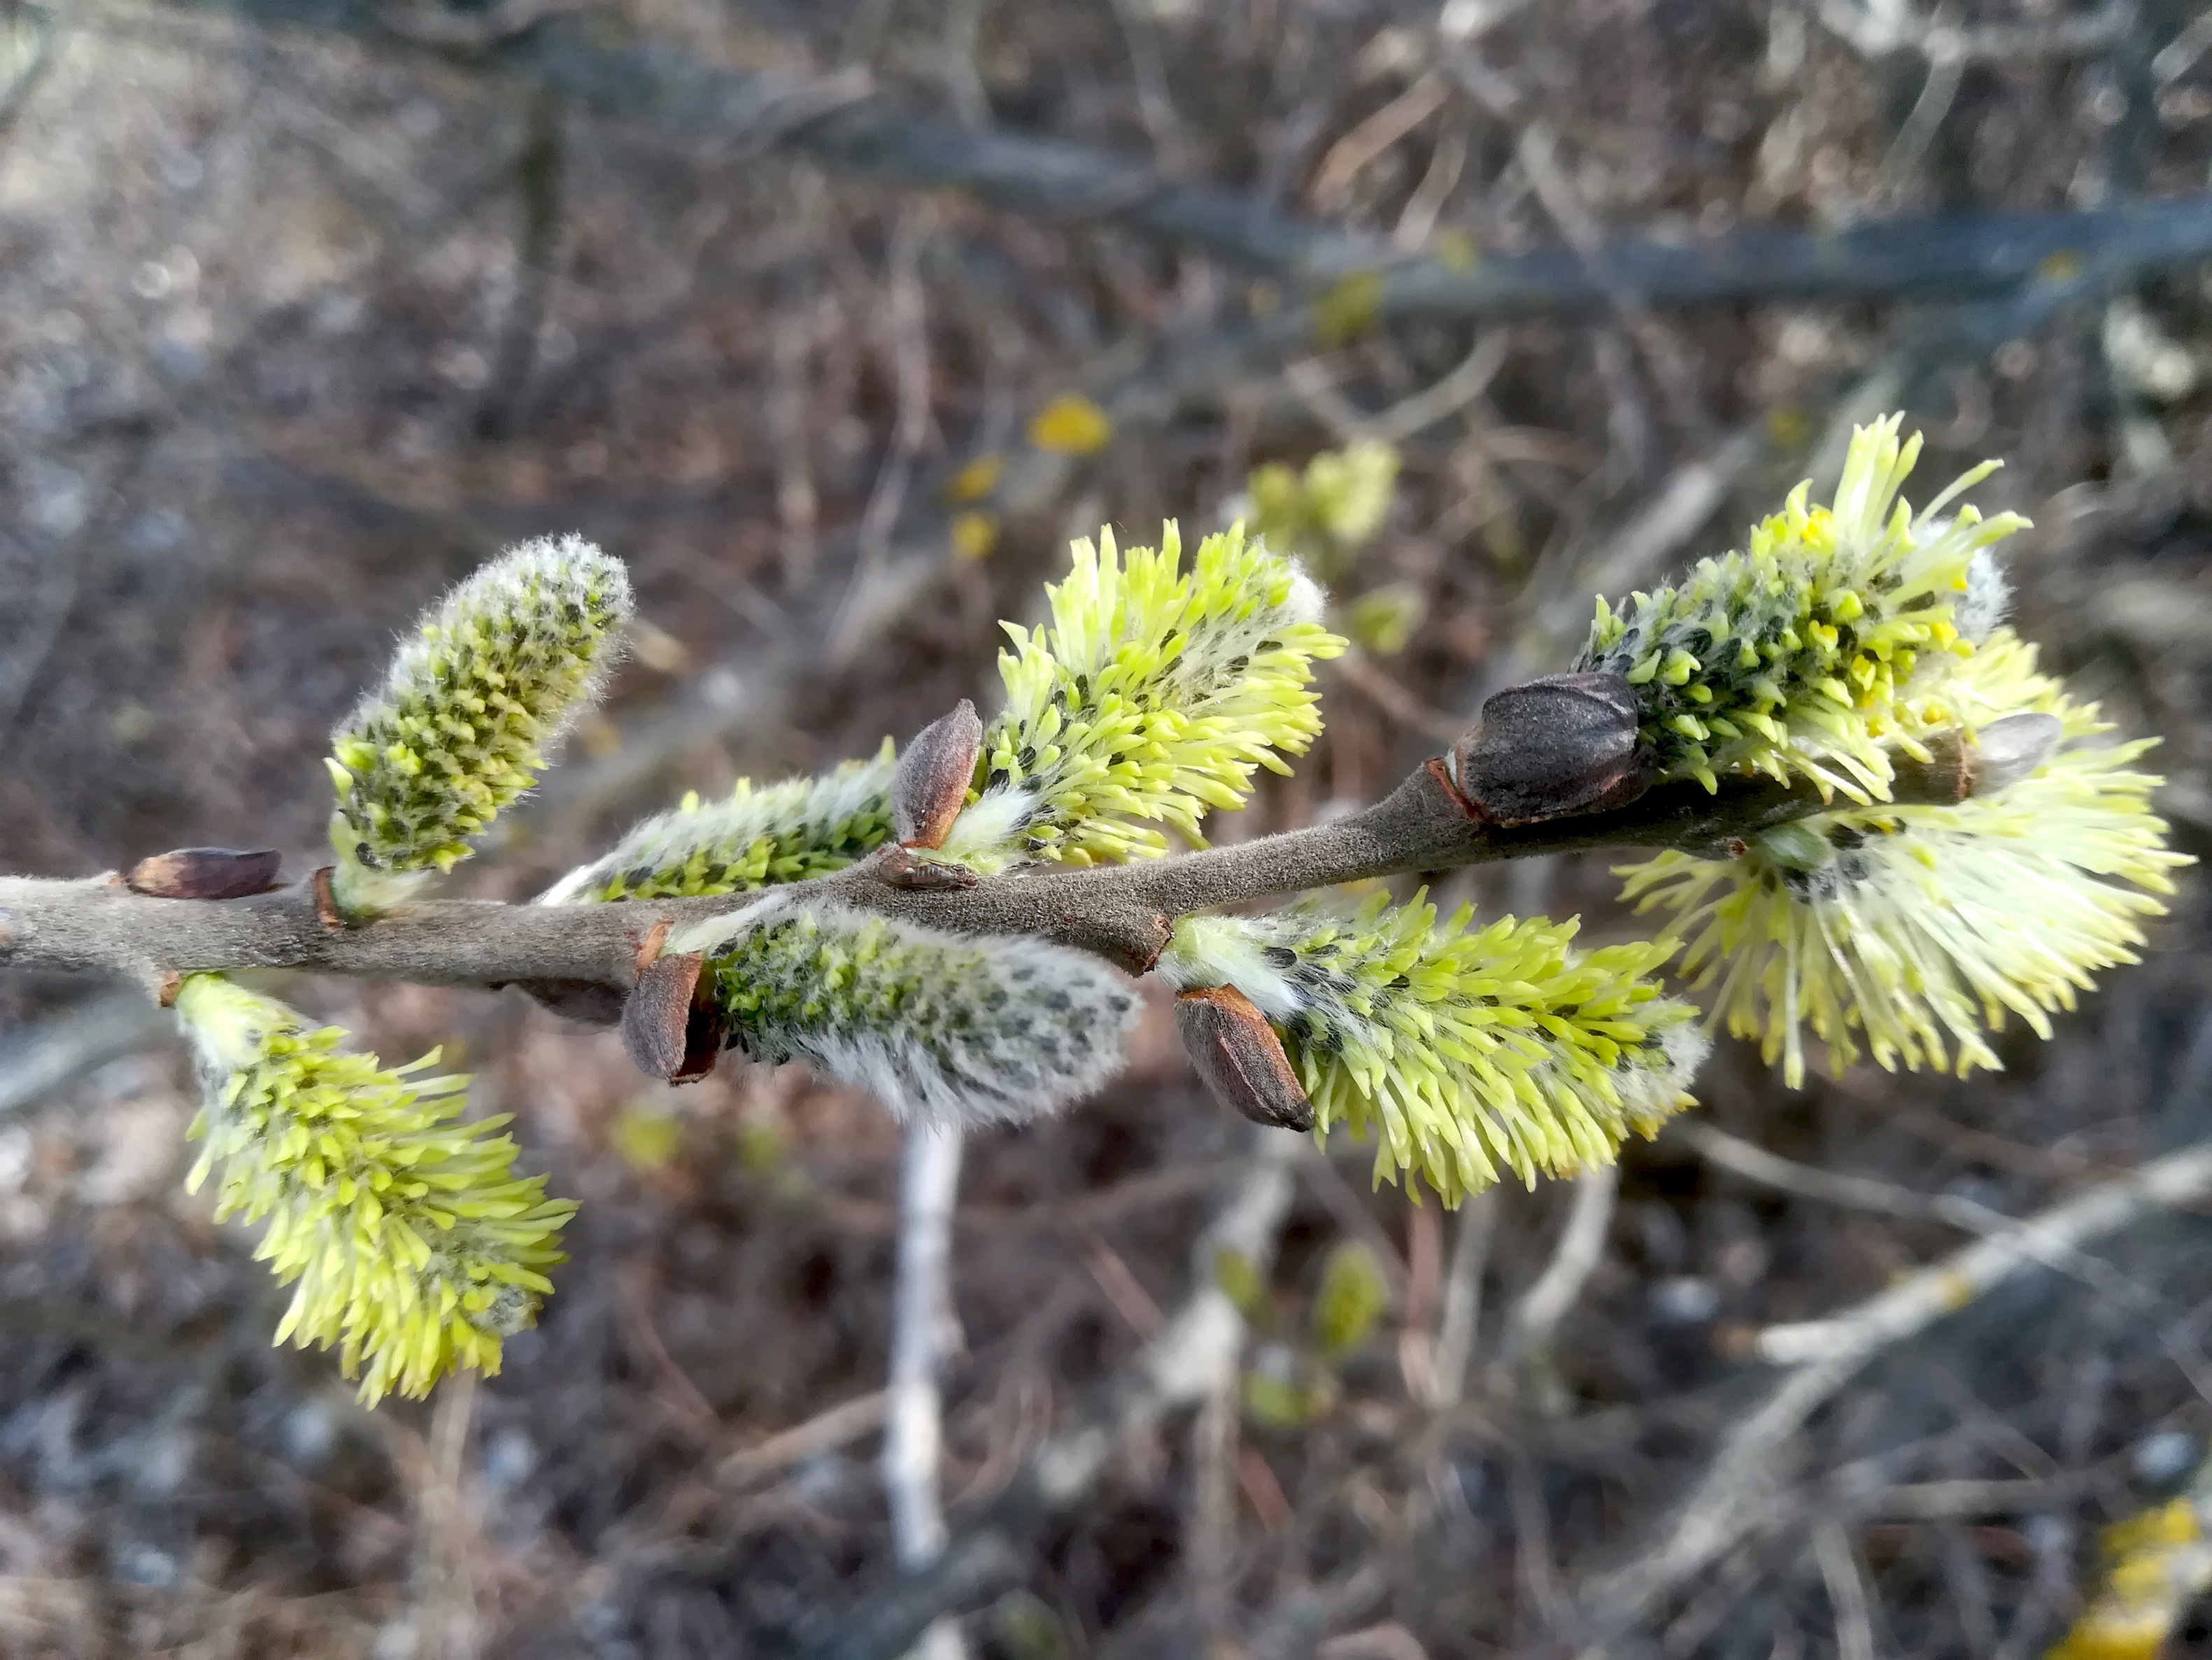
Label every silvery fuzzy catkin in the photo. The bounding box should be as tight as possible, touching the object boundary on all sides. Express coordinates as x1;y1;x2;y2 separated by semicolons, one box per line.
328;535;632;914
539;744;898;905
672;898;1141;1128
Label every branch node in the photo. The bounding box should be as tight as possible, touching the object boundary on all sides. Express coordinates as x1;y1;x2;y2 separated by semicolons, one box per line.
1424;755;1487;822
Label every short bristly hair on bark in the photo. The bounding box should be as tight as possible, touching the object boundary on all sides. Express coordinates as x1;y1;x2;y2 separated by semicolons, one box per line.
0;419;2190;1408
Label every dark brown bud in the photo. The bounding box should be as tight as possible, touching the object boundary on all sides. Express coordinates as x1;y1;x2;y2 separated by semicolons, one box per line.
622;951;725;1084
125;848;283;900
893;698;984;849
1448;672;1650;826
1175;985;1314;1133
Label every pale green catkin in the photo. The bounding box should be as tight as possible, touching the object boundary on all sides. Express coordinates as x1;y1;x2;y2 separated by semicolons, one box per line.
327;535;632;914
1158;894;1707;1205
539;744;898;904
174;974;574;1405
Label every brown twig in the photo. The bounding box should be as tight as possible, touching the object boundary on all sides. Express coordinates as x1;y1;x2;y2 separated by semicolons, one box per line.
0;723;2004;1003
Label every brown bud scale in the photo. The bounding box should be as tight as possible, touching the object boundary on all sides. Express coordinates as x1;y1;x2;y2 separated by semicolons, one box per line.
872;845;981;891
1449;672;1652;826
310;867;345;933
1175;985;1314;1133
126;848;283;901
893;698;984;850
623;951;712;1081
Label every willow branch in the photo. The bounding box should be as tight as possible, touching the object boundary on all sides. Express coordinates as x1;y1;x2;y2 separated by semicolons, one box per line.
0;727;2007;1003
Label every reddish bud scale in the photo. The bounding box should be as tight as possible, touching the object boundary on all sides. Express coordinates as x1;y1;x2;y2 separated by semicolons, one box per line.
893;699;984;850
1175;985;1314;1133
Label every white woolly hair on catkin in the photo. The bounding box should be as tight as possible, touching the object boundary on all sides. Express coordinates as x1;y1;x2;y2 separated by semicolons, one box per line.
676;895;1141;1129
537;751;895;905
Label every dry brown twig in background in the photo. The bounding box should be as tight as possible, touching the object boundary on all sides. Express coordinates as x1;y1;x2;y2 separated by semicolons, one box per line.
1577;1135;2212;1645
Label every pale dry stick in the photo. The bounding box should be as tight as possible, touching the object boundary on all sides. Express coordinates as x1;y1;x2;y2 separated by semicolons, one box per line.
1308;71;1451;212
1869;52;1966;208
0;723;2025;1002
1427;1187;1498;1408
409;1369;482;1660
718;1391;888;1489
1574;1136;2212;1646
1519;420;1771;671
935;0;987;131
1186;1370;1240;1641
1392;115;1469;251
1284;330;1510;447
1105;0;1186;175
1814;0;2133;64
0;990;173;1119
837;203;938;653
1328;649;1469;744
2154;9;2212;83
1674;1117;2018;1235
807;1128;1307;1660
1445;59;1711;446
1399;1203;1442;1402
1813;1517;1877;1660
886;1123;970;1660
1496;1163;1619;1409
